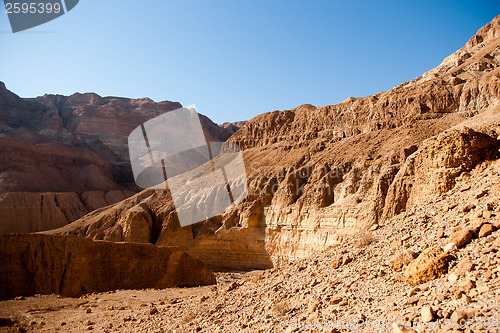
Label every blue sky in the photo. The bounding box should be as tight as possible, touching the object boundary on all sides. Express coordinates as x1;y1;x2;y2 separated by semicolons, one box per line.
1;1;499;124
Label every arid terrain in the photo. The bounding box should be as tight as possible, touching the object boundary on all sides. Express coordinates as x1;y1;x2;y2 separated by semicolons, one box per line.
1;14;500;333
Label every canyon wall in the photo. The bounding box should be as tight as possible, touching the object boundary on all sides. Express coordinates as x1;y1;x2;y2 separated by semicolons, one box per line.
0;234;215;300
51;16;500;269
0;83;235;232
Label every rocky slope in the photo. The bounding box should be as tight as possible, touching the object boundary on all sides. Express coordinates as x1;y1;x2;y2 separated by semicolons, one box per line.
50;16;500;271
0;234;215;300
0;83;235;233
1;159;499;331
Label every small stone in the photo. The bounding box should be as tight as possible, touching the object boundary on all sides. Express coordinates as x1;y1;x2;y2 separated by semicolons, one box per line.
483;210;492;219
448;271;460;283
60;322;66;326
330;257;342;269
481;247;494;254
449;227;475;248
86;307;92;314
462;204;475;212
226;281;239;292
460;185;471;192
149;306;158;315
457;258;475;272
450;309;469;322
475;190;488;199
86;320;92;326
389;250;418;272
442;243;457;253
421;305;434;323
407;296;419;305
370;224;379;231
477;285;489;294
342;255;352;265
330;296;342;305
454;290;463;300
461;294;471;304
307;301;319;314
390;239;402;250
436;229;445;238
459;279;475;292
478;223;495;238
338;300;348;306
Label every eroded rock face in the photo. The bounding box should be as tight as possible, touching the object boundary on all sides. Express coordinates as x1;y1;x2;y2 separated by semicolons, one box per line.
383;127;500;219
0;190;133;233
0;127;135;233
0;81;236;232
0;234;216;300
52;16;500;269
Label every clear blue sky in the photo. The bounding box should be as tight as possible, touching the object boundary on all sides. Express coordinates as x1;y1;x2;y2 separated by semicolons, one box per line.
1;1;499;124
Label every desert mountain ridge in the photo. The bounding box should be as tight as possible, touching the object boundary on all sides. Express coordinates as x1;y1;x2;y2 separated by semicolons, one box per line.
47;16;500;270
0;84;243;233
0;14;500;333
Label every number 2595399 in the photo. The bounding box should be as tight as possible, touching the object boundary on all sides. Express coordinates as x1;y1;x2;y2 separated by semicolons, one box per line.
5;2;62;14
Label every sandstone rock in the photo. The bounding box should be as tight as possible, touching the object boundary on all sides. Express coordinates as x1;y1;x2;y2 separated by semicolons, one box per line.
442;243;457;253
0;234;215;300
462;204;475;212
459;279;475;292
388;251;418;272
457;258;474;272
450;309;470;322
0;190;133;234
404;247;452;285
420;305;434;323
449;227;476;248
478;223;495;238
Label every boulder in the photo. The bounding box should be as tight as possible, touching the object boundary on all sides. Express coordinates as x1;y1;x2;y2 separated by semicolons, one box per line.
404;247;453;285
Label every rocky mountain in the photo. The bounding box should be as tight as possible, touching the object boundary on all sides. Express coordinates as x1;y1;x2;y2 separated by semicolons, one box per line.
48;16;500;273
0;84;236;233
220;121;248;136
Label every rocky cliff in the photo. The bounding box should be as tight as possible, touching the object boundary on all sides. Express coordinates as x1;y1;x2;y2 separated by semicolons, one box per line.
0;84;235;233
51;16;500;270
0;233;215;300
